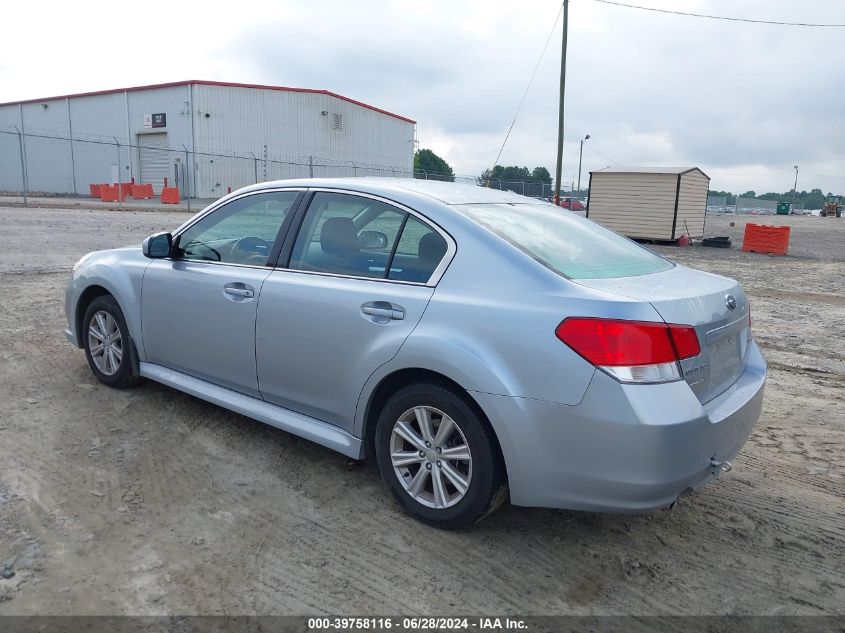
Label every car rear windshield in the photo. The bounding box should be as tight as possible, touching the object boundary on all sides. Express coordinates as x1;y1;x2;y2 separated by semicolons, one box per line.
455;203;674;279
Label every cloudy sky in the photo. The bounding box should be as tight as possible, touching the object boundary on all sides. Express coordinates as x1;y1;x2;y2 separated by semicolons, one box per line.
2;0;844;194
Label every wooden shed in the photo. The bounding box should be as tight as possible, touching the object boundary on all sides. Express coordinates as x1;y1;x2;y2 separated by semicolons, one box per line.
585;167;710;241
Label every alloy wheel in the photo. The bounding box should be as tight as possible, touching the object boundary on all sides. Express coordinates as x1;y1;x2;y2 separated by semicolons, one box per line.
389;406;473;509
88;310;123;376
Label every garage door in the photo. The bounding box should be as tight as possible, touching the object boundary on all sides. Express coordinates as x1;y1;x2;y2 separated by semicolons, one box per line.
138;133;170;193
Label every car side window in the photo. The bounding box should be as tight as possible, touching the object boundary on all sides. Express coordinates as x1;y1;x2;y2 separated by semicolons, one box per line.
174;191;299;265
289;192;406;278
388;215;449;283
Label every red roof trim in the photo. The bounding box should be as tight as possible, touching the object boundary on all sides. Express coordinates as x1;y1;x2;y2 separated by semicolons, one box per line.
0;80;416;124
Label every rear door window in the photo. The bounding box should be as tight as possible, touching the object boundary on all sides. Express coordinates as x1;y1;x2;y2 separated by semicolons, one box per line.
289;192;405;278
388;215;448;283
287;192;450;284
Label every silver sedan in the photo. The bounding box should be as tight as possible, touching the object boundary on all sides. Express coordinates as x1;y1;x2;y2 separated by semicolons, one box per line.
65;179;766;528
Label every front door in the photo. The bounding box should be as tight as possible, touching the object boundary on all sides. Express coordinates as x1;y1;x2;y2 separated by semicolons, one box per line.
141;189;302;397
256;191;452;431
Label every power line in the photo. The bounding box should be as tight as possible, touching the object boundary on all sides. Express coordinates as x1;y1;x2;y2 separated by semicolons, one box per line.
589;0;845;27
489;2;564;172
583;143;619;165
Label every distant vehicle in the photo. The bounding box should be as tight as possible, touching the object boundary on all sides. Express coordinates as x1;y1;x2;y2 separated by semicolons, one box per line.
820;195;842;218
65;179;765;528
561;198;585;211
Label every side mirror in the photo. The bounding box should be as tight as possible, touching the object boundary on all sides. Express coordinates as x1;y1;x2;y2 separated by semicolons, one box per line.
142;232;173;258
358;230;388;251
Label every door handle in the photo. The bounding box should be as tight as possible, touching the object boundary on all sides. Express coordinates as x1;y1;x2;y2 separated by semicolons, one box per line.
361;302;405;321
223;283;255;299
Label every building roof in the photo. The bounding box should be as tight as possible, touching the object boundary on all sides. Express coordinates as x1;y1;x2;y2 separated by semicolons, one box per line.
0;80;416;124
592;166;710;178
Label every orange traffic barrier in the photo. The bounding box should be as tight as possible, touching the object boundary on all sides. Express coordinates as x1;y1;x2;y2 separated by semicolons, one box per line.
89;183;106;197
116;183;134;198
161;187;180;204
99;185;126;202
131;183;154;199
741;223;790;256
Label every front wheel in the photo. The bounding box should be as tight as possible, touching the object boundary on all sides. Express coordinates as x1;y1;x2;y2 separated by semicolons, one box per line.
82;295;141;389
374;383;507;529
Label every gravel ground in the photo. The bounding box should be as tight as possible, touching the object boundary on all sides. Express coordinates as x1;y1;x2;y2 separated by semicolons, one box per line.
0;207;842;615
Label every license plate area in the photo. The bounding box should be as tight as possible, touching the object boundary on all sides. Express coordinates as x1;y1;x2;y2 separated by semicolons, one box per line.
708;331;744;394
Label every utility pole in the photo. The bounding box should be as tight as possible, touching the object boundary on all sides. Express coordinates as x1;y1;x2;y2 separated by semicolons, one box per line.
553;0;569;206
577;134;590;199
791;164;798;210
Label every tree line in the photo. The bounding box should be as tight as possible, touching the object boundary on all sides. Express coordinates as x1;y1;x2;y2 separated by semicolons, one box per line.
708;188;838;210
414;149;555;187
416;149;843;209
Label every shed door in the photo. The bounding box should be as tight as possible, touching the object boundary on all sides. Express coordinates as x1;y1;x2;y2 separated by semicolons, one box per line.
138;133;170;193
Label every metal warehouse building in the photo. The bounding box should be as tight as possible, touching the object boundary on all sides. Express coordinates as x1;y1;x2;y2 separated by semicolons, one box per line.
0;80;416;199
586;166;710;241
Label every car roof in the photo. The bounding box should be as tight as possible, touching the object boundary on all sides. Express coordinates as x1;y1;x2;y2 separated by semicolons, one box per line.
238;177;542;206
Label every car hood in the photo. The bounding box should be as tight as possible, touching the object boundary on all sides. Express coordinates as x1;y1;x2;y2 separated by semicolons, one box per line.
74;245;145;272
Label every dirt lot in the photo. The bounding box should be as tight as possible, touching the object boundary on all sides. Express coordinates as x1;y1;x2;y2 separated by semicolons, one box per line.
0;207;842;615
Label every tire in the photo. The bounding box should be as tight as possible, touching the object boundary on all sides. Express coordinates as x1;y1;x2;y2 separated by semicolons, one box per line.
702;236;732;248
82;295;141;389
374;383;507;529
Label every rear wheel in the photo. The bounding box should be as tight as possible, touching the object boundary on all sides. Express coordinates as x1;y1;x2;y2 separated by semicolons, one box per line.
82;295;141;389
375;383;507;529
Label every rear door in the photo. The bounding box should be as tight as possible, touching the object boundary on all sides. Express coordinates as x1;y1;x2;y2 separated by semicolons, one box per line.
255;190;453;432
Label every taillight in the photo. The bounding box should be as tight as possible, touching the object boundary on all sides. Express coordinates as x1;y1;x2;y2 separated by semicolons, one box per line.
555;317;700;384
668;324;701;359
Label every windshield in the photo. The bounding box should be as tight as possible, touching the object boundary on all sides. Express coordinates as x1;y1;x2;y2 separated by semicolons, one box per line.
456;203;673;279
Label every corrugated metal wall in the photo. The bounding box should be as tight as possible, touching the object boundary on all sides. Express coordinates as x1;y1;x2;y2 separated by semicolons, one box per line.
0;83;415;198
192;85;414;197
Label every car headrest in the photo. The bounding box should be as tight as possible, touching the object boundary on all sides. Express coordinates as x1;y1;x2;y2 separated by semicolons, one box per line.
320;217;359;256
419;231;447;267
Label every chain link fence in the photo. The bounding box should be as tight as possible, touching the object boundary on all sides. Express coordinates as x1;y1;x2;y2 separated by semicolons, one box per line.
0;127;558;202
706;195;728;213
736;197;803;214
707;196;805;215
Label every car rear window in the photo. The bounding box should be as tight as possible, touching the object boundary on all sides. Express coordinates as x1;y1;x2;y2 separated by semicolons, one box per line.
456;203;673;279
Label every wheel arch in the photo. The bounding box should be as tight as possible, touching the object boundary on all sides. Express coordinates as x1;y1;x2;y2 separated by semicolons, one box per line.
70;252;147;360
75;284;112;347
75;283;141;377
358;367;508;483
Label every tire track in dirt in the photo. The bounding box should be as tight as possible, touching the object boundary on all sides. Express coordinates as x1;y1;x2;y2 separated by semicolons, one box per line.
766;361;845;382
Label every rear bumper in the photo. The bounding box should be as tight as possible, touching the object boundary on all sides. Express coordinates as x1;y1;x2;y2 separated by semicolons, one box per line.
472;340;766;511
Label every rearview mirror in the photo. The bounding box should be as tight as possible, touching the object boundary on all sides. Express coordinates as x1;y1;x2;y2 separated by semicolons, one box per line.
142;232;173;258
358;230;388;250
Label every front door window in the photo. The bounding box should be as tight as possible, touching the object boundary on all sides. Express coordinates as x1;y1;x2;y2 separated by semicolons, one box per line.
175;191;299;265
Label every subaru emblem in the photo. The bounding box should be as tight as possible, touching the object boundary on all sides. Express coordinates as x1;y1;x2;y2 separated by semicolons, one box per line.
725;295;737;310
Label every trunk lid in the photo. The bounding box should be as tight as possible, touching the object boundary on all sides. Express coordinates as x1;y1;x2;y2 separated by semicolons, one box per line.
574;264;751;403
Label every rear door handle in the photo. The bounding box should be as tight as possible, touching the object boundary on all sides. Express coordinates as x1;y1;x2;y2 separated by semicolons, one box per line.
361;302;405;321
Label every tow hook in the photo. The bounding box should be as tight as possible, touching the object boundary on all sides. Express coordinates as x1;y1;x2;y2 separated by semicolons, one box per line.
710;457;732;475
